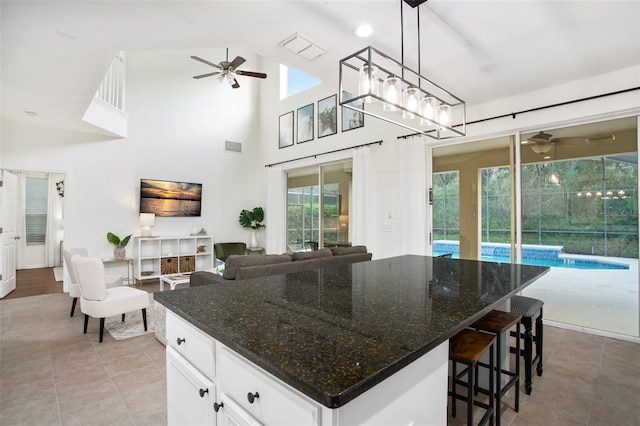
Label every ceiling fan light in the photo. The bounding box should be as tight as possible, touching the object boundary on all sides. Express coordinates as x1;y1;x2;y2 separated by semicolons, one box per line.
358;64;379;103
402;87;420;119
531;144;553;154
382;75;401;111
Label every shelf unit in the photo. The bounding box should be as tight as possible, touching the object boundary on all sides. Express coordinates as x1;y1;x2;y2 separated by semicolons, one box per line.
134;235;213;282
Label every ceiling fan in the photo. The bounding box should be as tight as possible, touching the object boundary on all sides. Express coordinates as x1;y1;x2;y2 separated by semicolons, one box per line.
525;131;616;155
191;48;267;89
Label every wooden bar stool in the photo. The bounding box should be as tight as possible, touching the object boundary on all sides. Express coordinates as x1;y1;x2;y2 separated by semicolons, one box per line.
510;295;544;395
449;329;496;426
471;310;522;426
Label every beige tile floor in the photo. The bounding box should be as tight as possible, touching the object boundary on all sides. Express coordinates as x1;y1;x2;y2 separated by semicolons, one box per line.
1;288;639;425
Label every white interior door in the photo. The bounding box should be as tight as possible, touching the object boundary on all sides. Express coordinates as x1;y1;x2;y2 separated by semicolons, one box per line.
1;170;18;298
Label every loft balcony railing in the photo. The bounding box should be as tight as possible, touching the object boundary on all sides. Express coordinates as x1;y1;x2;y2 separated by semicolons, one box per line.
95;51;126;112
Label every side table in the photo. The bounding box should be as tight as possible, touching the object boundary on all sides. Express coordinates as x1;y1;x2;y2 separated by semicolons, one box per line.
101;257;134;286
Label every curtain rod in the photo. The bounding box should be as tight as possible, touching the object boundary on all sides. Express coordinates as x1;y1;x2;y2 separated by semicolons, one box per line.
265;140;383;168
397;86;640;139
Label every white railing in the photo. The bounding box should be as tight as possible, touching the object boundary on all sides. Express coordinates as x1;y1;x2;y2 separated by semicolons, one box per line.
95;51;126;112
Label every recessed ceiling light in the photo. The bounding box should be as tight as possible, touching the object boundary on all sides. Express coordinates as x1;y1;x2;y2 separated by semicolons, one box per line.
354;24;373;38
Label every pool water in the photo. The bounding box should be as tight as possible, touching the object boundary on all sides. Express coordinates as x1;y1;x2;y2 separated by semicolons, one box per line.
480;255;629;270
433;241;630;270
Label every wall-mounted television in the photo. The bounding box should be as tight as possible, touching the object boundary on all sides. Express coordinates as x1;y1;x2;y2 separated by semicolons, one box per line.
140;179;202;217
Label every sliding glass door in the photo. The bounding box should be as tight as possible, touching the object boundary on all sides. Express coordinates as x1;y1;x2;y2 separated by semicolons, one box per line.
286;161;352;252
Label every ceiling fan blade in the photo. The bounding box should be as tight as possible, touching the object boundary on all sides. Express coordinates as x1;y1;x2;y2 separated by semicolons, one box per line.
236;70;267;79
231;78;240;89
193;72;221;79
190;55;221;69
228;56;246;70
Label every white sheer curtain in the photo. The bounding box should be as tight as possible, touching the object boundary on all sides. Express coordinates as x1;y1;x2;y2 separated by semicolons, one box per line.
45;173;65;267
15;171;27;269
399;135;428;255
352;146;375;250
266;165;286;254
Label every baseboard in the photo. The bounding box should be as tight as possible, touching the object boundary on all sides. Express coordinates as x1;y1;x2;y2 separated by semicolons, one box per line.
545;319;640;344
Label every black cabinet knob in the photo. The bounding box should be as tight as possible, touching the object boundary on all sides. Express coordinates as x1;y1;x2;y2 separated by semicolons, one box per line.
177;337;185;345
247;392;259;404
199;388;209;398
213;402;224;412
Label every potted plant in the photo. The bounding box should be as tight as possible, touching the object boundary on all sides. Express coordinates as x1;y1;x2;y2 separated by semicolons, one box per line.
239;207;265;248
107;232;132;259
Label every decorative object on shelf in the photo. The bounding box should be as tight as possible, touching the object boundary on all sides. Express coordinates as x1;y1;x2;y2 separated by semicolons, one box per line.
197;245;207;253
197;228;207;235
239;207;265;248
191;225;199;235
318;94;337;138
140;213;155;237
279;111;294;148
56;180;64;197
297;103;314;143
338;0;466;140
107;232;132;259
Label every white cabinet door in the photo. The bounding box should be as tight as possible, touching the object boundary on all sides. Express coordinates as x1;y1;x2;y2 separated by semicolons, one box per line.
167;346;216;426
217;393;263;426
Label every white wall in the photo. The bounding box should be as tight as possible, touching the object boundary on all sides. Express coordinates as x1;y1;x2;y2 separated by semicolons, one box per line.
1;48;265;262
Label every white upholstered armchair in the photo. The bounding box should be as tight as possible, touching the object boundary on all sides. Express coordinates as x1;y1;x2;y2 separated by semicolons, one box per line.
63;248;123;317
72;256;149;343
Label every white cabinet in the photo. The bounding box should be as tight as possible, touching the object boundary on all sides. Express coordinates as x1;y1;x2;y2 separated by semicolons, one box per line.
134;235;213;282
167;346;216;426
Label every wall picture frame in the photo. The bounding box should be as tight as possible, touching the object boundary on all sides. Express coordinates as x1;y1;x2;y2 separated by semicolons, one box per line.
341;91;365;132
317;94;337;138
296;103;314;143
279;111;294;149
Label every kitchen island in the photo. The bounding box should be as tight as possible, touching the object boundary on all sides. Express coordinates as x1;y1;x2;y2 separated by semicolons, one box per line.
155;255;548;425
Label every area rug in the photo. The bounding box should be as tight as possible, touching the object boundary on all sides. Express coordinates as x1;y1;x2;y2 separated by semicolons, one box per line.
53;267;63;282
105;294;156;340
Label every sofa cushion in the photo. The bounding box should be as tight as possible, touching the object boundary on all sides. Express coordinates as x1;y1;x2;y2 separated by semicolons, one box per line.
223;254;291;280
330;245;368;256
291;248;332;261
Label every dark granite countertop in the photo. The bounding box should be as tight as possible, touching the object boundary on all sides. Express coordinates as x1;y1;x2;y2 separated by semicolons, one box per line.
154;254;548;408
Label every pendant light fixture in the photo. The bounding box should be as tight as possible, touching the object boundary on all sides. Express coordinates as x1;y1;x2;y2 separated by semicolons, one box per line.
339;0;466;139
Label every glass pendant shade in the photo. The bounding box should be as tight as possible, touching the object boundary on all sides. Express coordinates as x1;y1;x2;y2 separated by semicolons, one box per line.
438;104;452;130
420;96;438;125
358;64;379;103
402;87;420;119
382;76;401;111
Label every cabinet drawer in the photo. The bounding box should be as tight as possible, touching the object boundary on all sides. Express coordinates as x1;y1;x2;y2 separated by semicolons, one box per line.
166;311;215;378
218;347;319;426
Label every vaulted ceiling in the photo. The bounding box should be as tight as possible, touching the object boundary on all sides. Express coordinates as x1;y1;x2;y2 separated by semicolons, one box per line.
2;1;639;134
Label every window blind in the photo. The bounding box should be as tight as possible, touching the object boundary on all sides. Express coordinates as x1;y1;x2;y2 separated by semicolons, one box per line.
25;177;48;244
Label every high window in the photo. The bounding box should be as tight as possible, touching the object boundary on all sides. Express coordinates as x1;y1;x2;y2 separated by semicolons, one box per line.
280;65;321;99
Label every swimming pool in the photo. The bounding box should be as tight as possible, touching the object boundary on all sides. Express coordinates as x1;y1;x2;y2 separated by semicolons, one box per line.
433;241;630;270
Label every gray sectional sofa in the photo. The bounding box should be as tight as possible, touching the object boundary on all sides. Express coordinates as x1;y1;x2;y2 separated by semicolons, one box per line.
190;245;372;286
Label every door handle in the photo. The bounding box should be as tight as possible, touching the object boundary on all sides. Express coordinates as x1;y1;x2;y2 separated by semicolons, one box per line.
14;236;21;240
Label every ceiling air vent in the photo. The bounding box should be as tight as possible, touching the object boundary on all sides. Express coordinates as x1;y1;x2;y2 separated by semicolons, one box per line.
279;33;326;60
225;140;242;154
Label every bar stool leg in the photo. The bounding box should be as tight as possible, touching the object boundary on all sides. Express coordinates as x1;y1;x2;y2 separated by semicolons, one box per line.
523;317;533;395
515;322;521;412
467;363;474;426
536;308;544;377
